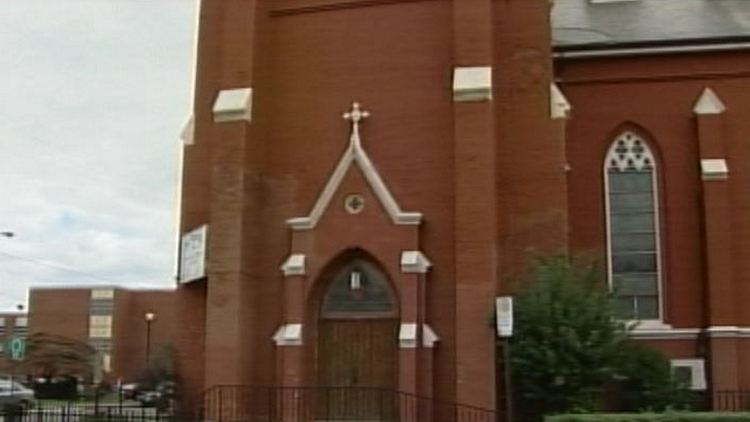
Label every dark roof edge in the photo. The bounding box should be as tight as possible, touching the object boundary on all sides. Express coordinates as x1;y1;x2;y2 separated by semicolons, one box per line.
553;37;750;59
554;34;750;52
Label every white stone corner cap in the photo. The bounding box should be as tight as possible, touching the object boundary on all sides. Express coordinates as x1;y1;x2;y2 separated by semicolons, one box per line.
693;87;726;115
180;115;195;145
399;323;418;349
701;158;729;181
422;324;439;348
273;323;303;346
453;66;493;102
280;254;306;276
550;83;571;120
213;87;253;123
400;251;432;274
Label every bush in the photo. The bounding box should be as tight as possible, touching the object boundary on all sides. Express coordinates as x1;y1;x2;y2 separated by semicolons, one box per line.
510;256;629;416
610;342;692;412
547;413;750;422
508;255;691;419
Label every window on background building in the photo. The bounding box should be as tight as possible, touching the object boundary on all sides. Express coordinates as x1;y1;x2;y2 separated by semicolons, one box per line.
90;289;115;300
13;317;28;336
89;315;113;339
102;353;112;373
0;318;5;336
604;131;662;321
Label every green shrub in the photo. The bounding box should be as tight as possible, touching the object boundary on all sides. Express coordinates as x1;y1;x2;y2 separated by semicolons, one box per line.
611;342;692;411
547;412;750;422
510;256;629;417
508;255;693;420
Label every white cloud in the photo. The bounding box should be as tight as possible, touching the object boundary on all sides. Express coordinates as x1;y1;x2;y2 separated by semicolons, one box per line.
0;0;197;310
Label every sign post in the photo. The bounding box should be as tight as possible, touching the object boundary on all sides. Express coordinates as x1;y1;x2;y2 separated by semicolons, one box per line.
496;297;514;422
6;336;26;403
7;337;26;361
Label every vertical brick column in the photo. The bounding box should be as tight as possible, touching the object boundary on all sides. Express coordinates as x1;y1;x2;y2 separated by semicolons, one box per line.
278;255;306;388
398;272;421;396
399;251;431;404
205;119;252;387
693;87;739;396
452;0;497;410
493;0;567;274
202;0;261;389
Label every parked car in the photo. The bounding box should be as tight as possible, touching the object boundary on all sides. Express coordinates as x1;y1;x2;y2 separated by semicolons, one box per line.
136;382;175;409
136;389;162;407
0;380;35;409
120;383;140;400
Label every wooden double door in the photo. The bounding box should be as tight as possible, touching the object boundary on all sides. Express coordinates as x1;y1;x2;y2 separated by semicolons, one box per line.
317;318;398;420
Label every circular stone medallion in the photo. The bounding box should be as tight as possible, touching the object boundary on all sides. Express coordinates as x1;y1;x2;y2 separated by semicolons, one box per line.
344;194;365;214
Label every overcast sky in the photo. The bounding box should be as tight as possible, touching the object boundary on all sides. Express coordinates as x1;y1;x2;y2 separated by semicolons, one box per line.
0;1;197;311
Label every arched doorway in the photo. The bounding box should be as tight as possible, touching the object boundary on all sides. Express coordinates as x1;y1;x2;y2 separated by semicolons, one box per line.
316;258;399;418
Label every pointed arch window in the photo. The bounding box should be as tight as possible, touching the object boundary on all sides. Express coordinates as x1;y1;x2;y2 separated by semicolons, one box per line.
605;132;662;321
321;259;397;318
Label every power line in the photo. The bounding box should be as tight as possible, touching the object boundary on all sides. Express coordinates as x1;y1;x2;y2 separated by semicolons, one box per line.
0;249;125;285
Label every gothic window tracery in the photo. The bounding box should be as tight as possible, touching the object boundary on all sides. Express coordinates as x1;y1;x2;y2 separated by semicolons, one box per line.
605;131;662;321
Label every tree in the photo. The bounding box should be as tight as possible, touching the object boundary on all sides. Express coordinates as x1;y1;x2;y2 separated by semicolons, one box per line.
138;343;178;388
15;332;95;380
508;255;688;419
138;343;179;411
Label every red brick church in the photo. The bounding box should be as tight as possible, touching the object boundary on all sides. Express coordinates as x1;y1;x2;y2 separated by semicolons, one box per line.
174;0;750;415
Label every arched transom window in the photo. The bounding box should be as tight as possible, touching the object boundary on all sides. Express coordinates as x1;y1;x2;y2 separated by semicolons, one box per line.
605;131;662;321
321;259;396;318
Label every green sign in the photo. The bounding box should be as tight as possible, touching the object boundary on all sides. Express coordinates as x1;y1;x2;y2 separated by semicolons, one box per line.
7;337;26;361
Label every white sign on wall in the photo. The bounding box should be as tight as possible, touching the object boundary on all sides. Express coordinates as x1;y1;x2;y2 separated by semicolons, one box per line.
496;296;514;338
180;225;208;283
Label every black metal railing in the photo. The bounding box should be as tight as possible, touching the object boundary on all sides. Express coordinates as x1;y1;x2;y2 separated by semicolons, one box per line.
0;403;171;422
713;390;750;411
198;386;497;422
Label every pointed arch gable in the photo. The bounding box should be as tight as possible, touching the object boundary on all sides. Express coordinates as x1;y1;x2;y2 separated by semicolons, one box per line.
603;129;665;322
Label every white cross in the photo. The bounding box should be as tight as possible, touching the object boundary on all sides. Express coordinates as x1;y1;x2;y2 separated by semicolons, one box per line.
343;102;370;144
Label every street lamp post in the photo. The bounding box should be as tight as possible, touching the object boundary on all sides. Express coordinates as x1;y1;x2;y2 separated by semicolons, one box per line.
144;312;156;367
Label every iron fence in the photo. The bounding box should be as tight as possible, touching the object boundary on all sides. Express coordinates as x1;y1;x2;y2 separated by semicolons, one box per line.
713;390;750;411
198;385;497;422
0;403;171;422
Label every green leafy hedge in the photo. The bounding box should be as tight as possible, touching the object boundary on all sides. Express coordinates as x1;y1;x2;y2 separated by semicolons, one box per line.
547;413;750;422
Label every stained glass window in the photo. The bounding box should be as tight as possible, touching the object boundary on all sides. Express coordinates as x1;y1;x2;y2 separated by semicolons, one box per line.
321;259;396;317
605;132;662;320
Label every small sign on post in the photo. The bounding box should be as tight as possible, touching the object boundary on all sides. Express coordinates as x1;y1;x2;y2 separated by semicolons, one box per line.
495;296;515;422
495;296;513;338
7;336;26;361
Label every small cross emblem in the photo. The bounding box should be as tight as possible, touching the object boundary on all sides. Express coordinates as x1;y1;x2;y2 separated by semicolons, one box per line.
343;102;370;125
345;194;365;214
343;102;370;143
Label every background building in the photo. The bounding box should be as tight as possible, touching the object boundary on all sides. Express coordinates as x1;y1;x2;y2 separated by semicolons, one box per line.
27;287;176;383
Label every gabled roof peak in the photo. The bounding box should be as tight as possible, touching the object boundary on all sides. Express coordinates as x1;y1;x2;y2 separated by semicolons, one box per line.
286;103;422;231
